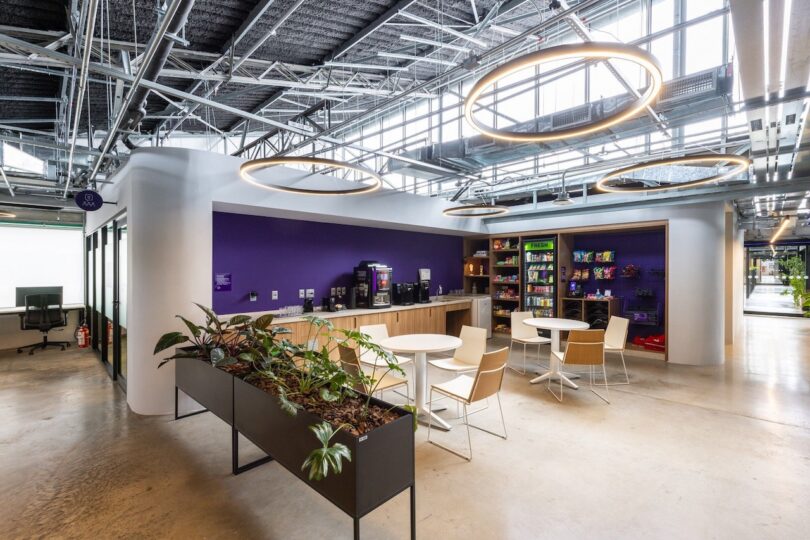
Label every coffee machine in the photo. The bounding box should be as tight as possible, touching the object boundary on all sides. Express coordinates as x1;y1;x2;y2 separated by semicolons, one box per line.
416;268;431;303
392;282;415;305
353;261;392;309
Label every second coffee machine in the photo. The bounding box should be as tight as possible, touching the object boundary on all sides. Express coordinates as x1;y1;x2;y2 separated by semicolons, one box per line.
416;268;431;303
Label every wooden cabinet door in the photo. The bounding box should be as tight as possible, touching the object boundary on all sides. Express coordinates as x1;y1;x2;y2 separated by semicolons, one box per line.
354;313;385;331
429;305;447;335
394;309;419;336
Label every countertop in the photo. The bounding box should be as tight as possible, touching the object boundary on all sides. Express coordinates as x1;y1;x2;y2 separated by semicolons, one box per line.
228;297;473;324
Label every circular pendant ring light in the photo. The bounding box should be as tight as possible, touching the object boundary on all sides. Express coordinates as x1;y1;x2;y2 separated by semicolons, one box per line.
595;154;751;193
0;211;16;218
443;204;510;217
240;157;382;195
464;42;664;143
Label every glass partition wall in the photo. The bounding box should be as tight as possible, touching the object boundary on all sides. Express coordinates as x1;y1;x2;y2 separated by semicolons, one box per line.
85;214;127;389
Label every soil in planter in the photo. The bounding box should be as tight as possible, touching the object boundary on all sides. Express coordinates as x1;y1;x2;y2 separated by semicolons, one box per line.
250;375;400;437
220;361;254;378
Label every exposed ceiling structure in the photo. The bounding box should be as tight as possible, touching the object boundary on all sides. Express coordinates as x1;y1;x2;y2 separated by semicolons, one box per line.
0;0;808;241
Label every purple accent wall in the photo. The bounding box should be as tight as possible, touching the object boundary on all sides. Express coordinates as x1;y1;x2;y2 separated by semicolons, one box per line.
212;212;463;314
572;229;666;339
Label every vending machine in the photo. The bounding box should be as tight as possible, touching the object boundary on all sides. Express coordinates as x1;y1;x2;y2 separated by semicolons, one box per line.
522;237;556;318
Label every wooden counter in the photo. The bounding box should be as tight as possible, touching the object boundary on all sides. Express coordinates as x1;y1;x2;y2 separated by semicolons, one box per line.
230;299;473;350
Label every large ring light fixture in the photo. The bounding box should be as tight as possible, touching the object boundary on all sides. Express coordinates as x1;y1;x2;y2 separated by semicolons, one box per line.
464;42;664;143
443;204;510;217
0;211;16;218
239;157;382;195
595;154;751;193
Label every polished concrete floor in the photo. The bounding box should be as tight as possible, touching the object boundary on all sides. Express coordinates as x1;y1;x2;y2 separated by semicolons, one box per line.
1;315;809;539
744;285;804;315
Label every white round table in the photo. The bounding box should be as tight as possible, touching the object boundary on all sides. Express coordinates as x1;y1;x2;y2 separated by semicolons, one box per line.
523;318;590;389
380;334;462;431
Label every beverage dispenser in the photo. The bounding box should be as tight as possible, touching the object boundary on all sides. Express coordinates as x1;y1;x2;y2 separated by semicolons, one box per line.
353;261;392;309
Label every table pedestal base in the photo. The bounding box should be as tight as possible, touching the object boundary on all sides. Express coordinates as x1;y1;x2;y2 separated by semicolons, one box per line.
413;351;451;431
529;329;580;389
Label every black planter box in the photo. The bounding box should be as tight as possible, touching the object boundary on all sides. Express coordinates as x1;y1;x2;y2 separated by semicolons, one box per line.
175;356;234;425
234;377;415;529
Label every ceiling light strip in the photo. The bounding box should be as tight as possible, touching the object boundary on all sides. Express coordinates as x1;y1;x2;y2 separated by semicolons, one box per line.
769;217;790;244
442;204;510;217
463;43;663;143
239;157;382;196
595;154;751;193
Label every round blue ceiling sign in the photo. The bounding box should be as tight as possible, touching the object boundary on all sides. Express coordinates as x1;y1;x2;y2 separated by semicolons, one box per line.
75;189;104;211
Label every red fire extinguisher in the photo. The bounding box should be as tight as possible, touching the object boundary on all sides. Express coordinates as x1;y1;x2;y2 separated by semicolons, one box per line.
76;324;90;348
107;320;113;345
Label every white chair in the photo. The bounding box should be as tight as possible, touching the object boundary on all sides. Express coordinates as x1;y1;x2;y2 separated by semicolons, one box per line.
338;344;410;405
358;324;413;369
428;325;487;373
427;347;509;461
509;311;551;374
604;316;630;385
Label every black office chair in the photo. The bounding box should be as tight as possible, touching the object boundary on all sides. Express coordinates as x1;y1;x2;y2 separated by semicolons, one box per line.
17;294;72;355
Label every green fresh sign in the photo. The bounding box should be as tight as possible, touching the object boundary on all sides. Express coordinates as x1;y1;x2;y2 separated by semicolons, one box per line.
525;240;554;251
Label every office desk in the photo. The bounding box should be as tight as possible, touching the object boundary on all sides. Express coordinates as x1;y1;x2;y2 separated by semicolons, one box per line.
0;303;86;316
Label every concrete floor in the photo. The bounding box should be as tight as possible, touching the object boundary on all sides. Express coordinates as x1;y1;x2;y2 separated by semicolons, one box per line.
1;315;809;539
744;285;804;316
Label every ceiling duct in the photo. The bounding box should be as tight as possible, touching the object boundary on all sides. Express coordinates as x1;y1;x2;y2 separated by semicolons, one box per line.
389;65;733;180
118;0;196;149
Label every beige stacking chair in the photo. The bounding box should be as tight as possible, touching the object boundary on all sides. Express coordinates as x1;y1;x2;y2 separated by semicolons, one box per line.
338;344;410;404
428;325;487;373
548;329;609;404
427;347;509;461
604;316;630;385
509;311;551;374
358;324;413;368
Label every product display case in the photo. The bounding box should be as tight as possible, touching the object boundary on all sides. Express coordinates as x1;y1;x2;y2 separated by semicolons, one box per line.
522;237;556;319
490;237;521;333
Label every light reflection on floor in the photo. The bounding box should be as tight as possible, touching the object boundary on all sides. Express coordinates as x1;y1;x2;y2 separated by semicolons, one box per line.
744;284;804;315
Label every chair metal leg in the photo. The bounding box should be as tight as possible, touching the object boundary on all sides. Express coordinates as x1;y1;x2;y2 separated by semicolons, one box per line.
507;340;525;375
467;393;508;440
589;364;611;404
428;389;473;461
605;350;631;386
547;367;564;402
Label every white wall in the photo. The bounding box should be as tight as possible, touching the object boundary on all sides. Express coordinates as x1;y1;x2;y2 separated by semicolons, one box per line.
487;201;727;366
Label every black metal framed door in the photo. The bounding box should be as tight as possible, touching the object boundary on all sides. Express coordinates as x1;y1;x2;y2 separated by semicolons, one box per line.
114;216;127;389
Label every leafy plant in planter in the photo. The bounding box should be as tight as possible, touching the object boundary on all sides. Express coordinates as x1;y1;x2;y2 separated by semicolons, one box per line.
154;303;286;371
155;307;409;481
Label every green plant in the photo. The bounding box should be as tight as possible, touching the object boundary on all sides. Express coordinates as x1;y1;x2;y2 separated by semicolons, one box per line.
779;256;807;307
153;303;286;368
155;308;410;482
301;422;351;481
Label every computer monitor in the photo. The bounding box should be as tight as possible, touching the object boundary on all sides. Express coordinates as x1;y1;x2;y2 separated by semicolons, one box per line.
15;286;63;307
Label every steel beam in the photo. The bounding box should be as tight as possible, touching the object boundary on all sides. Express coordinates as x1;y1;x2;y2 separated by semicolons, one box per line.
64;0;99;195
486;177;810;224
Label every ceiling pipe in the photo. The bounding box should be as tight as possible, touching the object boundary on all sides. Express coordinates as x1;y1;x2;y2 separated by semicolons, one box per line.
64;0;99;196
159;0;306;140
83;0;195;192
118;0;197;149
